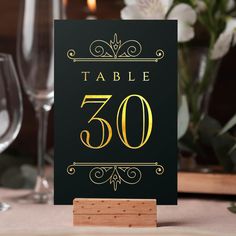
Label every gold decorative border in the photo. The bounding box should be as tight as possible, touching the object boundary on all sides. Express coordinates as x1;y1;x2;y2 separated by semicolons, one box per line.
67;33;164;63
67;162;164;191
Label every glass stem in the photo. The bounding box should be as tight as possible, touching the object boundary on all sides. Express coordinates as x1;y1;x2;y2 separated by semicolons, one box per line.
36;107;49;181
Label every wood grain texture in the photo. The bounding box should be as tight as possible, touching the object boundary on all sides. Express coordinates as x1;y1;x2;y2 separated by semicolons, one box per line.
73;214;157;227
73;198;156;215
178;172;236;195
73;198;157;227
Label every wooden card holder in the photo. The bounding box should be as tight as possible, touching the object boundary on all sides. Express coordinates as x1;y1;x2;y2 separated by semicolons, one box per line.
73;198;157;227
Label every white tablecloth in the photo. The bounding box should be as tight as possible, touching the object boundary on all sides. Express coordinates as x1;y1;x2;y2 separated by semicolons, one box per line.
0;188;235;236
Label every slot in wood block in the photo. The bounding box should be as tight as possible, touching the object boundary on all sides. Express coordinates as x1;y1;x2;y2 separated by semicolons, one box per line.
73;198;157;227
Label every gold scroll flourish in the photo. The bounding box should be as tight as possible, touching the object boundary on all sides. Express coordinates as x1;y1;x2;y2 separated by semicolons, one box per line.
89;33;142;58
66;162;164;191
67;33;165;63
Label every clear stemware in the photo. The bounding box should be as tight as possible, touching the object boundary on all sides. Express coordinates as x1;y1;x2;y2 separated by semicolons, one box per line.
17;0;65;203
0;53;23;211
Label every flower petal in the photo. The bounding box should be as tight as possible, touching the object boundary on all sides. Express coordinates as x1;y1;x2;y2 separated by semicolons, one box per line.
227;0;235;11
133;0;174;14
121;5;144;19
211;32;233;59
177;21;195;42
225;18;236;33
124;0;136;5
159;0;174;14
122;0;174;20
168;3;197;25
195;0;207;12
225;18;236;46
137;0;166;19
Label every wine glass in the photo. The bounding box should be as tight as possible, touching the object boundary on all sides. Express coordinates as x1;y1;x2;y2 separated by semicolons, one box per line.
17;0;65;203
0;53;23;211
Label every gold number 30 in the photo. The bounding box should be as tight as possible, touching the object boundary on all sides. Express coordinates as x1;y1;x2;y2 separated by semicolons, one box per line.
80;94;153;149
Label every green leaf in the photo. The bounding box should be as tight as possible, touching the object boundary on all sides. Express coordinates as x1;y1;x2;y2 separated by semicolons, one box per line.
178;95;189;139
228;202;236;214
229;146;236;167
198;115;221;146
219;113;236;135
179;129;207;158
212;133;235;172
229;143;236;154
228;207;236;214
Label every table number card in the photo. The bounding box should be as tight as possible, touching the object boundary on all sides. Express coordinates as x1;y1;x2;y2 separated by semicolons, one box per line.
54;20;177;205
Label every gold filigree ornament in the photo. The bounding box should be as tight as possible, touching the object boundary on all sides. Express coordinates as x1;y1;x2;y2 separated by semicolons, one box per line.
67;162;164;191
67;33;164;63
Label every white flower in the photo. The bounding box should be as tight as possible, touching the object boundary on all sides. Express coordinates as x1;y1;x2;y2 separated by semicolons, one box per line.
121;0;197;43
211;18;236;60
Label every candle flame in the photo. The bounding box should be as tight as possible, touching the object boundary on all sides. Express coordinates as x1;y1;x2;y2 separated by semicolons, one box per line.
87;0;96;13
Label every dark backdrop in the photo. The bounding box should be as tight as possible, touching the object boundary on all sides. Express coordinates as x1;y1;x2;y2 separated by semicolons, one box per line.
0;0;235;160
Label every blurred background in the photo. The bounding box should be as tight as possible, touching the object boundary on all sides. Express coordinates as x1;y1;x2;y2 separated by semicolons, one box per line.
0;0;235;195
0;0;123;161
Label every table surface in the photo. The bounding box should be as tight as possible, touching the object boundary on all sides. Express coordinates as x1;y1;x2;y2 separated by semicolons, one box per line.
0;188;236;236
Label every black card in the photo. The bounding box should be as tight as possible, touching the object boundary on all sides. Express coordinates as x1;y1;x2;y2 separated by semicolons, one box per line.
54;20;177;205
